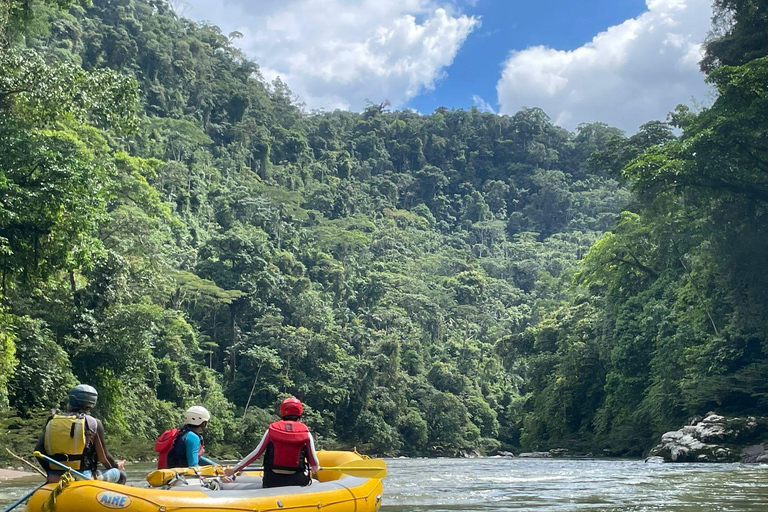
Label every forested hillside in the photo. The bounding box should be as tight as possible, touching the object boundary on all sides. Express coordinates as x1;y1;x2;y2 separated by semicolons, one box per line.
509;0;768;455
2;0;763;460
0;0;630;457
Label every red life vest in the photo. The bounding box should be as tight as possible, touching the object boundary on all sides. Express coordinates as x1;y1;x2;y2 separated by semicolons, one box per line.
155;429;179;469
267;420;310;471
155;428;205;469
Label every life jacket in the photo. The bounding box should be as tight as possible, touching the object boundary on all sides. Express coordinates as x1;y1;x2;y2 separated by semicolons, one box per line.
43;412;97;471
164;427;204;468
265;420;310;472
154;428;179;469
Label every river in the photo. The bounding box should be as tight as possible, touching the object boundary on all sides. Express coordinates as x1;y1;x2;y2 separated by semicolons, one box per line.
2;458;768;511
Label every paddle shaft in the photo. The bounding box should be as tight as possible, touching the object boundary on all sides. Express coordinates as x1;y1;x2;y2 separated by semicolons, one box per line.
32;451;91;481
237;457;386;478
1;482;47;512
241;465;384;473
319;466;384;471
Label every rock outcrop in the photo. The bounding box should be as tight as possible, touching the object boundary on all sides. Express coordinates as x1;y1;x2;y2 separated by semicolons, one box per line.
740;444;768;463
650;413;768;462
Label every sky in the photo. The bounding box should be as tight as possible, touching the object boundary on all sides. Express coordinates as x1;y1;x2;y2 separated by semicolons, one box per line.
179;0;715;133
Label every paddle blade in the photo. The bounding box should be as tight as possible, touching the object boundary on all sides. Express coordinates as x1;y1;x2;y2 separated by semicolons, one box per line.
319;458;387;479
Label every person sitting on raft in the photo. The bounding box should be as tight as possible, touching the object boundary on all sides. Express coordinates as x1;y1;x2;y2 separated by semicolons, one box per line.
164;406;211;468
35;384;127;484
224;397;320;488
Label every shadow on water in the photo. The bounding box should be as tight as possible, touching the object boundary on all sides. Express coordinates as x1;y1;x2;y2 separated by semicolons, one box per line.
3;458;768;511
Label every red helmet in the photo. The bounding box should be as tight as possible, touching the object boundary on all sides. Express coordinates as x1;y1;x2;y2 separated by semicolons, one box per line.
280;397;303;417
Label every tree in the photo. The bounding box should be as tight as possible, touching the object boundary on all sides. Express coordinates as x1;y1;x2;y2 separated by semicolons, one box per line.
701;0;768;72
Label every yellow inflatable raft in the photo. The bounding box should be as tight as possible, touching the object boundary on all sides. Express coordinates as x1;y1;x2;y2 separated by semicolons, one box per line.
27;451;385;512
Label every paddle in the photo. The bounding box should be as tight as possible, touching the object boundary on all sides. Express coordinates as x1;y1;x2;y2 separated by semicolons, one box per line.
32;452;91;481
3;452;93;512
200;456;219;466
243;458;387;479
318;459;387;479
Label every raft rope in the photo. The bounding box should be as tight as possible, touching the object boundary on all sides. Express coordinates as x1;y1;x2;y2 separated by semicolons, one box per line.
352;447;371;460
42;471;73;512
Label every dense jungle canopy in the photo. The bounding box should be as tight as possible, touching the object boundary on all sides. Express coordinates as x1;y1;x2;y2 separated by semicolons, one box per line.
0;0;766;458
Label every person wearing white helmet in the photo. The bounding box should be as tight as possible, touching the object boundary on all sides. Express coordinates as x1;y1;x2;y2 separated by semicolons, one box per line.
165;405;211;468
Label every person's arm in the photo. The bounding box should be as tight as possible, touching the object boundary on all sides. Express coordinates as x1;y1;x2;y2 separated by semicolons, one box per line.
306;432;320;473
185;432;201;466
94;420;123;469
229;430;270;474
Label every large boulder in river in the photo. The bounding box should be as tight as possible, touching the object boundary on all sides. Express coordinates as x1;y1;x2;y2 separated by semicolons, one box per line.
650;413;768;462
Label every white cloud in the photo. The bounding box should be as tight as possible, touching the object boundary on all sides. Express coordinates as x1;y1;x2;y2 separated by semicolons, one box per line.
496;0;714;132
472;94;496;113
181;0;478;111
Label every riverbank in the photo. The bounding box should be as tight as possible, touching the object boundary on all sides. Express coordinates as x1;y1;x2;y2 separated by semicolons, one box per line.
0;468;36;481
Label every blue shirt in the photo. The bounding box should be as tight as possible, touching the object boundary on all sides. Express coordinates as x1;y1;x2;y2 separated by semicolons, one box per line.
185;431;201;466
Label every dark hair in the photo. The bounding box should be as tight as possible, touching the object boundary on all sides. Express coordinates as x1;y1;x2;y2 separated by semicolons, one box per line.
282;415;300;421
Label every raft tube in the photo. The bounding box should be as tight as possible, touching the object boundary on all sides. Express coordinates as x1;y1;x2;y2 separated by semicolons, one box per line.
26;451;384;512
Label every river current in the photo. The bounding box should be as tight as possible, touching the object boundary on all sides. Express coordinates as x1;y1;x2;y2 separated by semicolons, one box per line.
2;457;768;511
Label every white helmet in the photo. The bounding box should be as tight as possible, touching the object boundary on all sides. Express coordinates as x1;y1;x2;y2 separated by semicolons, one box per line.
184;405;211;426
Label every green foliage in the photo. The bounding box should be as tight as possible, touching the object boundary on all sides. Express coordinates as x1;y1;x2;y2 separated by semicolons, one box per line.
234;407;276;449
701;0;768;72
0;312;19;409
1;0;89;47
513;0;768;456
8;316;76;412
0;0;635;458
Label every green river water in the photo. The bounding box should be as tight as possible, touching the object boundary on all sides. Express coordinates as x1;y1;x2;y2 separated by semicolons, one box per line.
2;458;768;511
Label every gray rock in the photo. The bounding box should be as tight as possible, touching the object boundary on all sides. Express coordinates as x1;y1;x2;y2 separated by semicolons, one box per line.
715;448;732;461
651;414;768;463
661;431;683;443
742;444;764;457
741;444;768;463
702;413;725;424
497;451;515;458
518;451;552;458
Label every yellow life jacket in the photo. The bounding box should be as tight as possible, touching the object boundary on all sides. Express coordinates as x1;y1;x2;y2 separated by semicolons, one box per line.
43;413;92;470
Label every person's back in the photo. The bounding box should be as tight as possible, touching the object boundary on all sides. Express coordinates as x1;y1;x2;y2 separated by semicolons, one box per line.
224;397;320;488
262;416;314;487
163;406;210;468
35;384;126;484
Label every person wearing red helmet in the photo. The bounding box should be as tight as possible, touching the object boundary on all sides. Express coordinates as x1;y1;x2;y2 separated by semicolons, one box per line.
224;397;320;488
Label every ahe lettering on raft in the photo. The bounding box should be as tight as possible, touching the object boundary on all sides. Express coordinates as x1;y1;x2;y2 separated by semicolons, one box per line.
96;491;132;509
